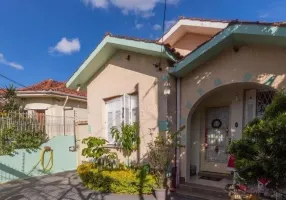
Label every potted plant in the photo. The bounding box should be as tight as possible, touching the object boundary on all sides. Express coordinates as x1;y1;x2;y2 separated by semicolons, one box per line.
146;126;185;200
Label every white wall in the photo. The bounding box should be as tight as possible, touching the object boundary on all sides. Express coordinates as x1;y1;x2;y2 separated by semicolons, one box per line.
22;96;87;138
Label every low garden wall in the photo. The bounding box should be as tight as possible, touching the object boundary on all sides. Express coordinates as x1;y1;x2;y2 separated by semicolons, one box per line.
0;136;77;183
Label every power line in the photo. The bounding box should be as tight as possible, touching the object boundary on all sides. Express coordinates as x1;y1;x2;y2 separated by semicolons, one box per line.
158;0;167;67
161;0;167;41
0;73;26;88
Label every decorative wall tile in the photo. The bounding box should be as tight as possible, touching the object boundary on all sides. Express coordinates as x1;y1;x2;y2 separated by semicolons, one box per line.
161;75;170;81
180;117;186;125
185;101;193;110
158;120;169;131
243;73;253;82
214;79;222;87
197;88;204;96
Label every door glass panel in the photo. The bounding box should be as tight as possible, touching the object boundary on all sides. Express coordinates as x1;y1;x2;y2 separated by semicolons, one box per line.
206;107;229;163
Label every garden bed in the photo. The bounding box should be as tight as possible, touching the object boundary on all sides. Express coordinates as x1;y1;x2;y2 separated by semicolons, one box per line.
77;163;155;194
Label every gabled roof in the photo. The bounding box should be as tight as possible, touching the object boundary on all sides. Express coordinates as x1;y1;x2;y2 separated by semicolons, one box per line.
66;33;183;89
18;79;86;98
170;20;286;77
160;17;229;45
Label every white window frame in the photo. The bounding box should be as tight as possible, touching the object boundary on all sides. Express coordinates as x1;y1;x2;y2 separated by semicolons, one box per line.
105;94;138;143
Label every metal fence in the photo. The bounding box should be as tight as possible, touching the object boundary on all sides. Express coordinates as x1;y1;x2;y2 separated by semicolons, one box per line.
0;112;77;137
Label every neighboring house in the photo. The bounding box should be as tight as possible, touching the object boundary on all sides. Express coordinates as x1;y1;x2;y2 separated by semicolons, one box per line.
66;18;286;184
1;79;87;137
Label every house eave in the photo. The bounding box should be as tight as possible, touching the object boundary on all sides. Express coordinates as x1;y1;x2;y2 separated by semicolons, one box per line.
66;35;178;89
17;91;87;102
170;24;286;77
160;18;229;45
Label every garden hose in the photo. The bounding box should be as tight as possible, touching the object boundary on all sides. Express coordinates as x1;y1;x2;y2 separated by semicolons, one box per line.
27;147;54;175
40;147;54;172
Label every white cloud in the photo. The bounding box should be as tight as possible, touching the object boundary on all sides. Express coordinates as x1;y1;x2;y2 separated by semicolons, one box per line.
165;19;176;30
49;37;81;55
135;23;144;30
82;0;109;8
258;1;286;20
153;24;161;30
82;0;180;17
259;13;269;18
0;53;23;70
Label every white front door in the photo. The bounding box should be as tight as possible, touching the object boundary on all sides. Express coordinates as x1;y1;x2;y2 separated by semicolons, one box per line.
200;106;230;173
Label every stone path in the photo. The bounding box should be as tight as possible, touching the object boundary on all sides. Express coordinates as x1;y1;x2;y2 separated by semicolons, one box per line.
0;171;193;200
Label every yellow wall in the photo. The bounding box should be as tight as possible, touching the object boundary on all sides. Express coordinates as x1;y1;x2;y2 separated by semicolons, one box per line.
173;33;211;56
180;45;286;180
87;50;176;163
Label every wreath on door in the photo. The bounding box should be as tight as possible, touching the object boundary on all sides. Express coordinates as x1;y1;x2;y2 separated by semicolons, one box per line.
211;119;222;129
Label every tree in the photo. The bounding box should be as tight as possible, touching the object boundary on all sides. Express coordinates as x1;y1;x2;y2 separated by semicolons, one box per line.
81;137;118;170
0;84;47;155
1;84;21;112
111;122;140;167
229;91;286;192
146;126;185;189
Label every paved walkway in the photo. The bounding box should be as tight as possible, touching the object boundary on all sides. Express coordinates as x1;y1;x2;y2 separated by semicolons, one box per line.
0;171;191;200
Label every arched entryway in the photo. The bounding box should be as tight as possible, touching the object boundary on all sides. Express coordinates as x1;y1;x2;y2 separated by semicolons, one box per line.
184;82;276;182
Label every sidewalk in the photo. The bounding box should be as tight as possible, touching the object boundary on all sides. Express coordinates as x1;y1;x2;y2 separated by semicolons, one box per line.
0;171;192;200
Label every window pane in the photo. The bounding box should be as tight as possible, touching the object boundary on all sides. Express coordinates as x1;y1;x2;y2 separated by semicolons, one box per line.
125;108;130;124
131;95;138;123
256;90;275;118
124;94;130;124
132;108;137;123
107;112;113;142
115;110;121;128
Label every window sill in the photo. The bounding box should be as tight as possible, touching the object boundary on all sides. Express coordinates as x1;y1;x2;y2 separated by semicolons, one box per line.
104;144;123;149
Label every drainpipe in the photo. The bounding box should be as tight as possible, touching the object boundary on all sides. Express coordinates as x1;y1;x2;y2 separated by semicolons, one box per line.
176;77;181;187
63;96;69;136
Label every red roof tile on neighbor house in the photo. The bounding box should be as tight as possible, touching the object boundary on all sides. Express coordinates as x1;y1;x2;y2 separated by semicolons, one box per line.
0;89;6;96
18;79;86;97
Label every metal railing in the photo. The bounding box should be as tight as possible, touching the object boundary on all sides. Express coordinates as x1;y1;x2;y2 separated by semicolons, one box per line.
0;112;78;137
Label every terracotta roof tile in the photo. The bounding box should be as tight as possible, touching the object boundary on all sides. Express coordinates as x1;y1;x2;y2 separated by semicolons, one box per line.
0;89;5;96
104;33;184;59
105;33;158;44
179;16;231;23
163;17;286;46
18;79;86;97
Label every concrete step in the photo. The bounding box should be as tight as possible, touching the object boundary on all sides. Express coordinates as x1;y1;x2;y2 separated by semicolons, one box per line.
176;183;229;200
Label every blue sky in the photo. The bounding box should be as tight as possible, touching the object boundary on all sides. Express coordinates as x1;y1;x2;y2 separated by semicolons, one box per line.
0;0;285;88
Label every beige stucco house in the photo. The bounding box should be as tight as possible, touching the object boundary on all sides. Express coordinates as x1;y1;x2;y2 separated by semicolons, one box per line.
1;79;87;137
67;18;286;187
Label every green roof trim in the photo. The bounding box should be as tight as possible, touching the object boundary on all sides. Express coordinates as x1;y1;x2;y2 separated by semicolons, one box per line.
66;35;178;89
170;24;286;77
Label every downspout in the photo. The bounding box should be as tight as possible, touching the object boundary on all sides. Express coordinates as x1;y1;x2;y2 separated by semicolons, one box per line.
176;77;181;187
63;96;69;136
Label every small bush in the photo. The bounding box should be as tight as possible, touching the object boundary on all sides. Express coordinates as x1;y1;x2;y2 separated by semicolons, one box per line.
77;163;155;194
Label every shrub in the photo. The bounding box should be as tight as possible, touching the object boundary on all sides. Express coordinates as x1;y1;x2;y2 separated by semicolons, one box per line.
77;163;156;194
229;91;286;191
146;126;185;189
81;137;118;170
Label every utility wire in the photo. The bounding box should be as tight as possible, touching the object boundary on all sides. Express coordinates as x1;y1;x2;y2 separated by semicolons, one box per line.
159;0;167;66
0;73;26;88
161;0;167;42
